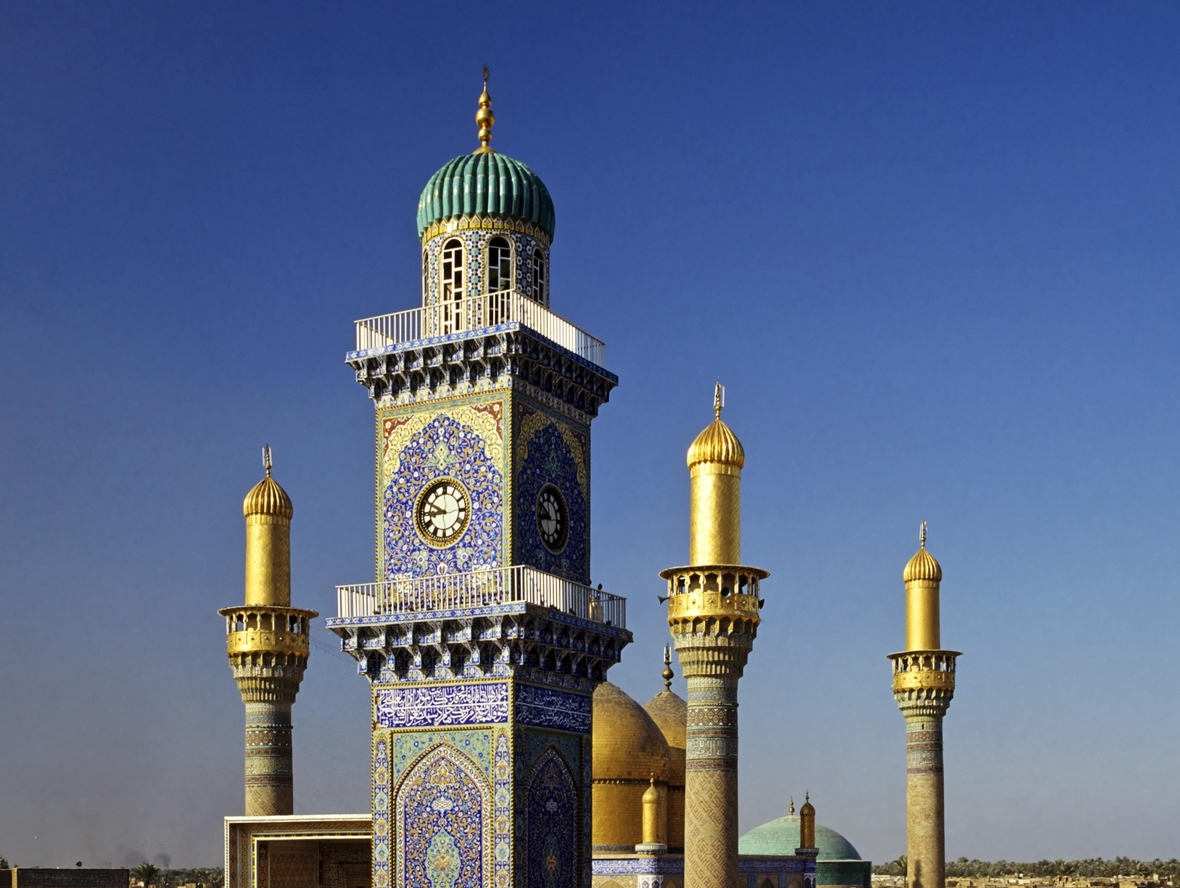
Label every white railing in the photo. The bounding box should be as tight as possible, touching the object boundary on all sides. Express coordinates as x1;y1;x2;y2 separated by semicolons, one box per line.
354;290;606;367
336;565;626;628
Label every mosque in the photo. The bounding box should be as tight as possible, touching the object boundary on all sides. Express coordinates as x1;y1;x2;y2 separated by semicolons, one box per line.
217;74;959;888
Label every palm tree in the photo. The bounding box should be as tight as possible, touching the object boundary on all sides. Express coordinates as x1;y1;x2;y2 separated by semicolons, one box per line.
893;856;908;879
132;863;160;888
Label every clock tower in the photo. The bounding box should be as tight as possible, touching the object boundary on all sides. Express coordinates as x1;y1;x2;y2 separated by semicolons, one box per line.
328;74;628;888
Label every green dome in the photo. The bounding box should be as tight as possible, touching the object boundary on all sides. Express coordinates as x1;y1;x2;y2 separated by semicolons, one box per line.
738;815;862;860
417;151;555;242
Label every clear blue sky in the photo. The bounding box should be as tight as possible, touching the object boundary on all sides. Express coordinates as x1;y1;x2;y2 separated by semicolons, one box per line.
3;0;1180;869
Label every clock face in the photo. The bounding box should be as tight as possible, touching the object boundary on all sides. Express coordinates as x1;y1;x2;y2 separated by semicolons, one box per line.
414;478;471;547
536;484;568;553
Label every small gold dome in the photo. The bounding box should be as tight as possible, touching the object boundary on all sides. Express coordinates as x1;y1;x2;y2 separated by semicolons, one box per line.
593;682;671;784
687;418;745;470
903;522;941;582
644;689;687;750
244;474;293;519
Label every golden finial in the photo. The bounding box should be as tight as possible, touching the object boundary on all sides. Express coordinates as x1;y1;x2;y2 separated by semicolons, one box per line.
788;797;795;816
713;381;724;420
475;66;495;154
662;644;674;691
263;445;272;477
920;521;927;549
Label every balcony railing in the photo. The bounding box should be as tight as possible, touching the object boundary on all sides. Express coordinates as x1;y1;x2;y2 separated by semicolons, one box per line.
354;290;606;367
336;565;626;628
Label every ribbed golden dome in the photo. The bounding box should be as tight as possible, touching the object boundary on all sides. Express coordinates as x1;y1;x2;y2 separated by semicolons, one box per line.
901;540;939;582
644;689;687;750
593;682;671;783
243;474;294;519
687;418;745;469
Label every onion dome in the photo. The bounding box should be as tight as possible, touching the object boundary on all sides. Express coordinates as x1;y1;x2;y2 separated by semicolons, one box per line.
416;71;556;242
243;447;293;519
645;647;687;750
592;682;671;784
903;521;941;582
687;382;745;469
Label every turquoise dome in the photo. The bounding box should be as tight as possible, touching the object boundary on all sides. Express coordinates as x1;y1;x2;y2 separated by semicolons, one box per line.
417;151;556;242
738;815;862;860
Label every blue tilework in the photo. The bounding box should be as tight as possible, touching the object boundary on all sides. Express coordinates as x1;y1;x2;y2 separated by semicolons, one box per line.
396;746;489;888
373;738;391;888
525;748;578;888
376;683;509;729
422;230;548;310
515;685;591;734
383;414;503;579
493;732;511;888
390;732;493;786
515;419;589;583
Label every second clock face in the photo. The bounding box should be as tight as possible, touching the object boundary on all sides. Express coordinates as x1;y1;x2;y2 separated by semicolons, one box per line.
536;484;569;553
415;478;471;547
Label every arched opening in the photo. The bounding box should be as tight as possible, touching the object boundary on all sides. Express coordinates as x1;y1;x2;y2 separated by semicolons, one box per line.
530;246;547;305
487;236;514;325
440;238;464;333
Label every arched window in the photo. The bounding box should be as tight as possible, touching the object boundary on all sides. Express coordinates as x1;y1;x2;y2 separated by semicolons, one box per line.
440;238;464;333
530;247;547;305
487;237;513;293
421;249;429;303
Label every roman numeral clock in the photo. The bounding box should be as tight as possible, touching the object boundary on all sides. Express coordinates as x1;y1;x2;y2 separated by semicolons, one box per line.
327;77;629;888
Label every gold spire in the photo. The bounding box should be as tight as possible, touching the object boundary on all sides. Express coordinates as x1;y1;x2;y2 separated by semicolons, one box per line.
475;66;495;154
687;383;745;470
903;521;942;650
799;792;816;849
662;644;674;691
788;797;795;816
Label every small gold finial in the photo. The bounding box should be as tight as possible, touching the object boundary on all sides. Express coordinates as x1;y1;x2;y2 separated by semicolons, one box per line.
920;521;927;549
475;66;495;154
788;797;795;815
263;445;272;477
662;644;674;691
713;381;724;419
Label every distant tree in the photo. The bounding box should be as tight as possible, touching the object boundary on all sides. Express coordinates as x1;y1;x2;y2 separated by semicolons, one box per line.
0;857;10;869
132;863;160;888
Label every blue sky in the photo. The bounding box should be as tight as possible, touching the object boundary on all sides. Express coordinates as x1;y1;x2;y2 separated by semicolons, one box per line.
3;0;1180;868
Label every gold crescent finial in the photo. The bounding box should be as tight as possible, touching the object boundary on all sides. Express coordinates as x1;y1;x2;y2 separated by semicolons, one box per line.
475;66;495;154
263;445;272;477
920;520;927;549
713;382;724;419
662;644;674;691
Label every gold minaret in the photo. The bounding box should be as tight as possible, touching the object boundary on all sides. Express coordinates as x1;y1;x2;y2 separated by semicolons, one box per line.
661;384;767;888
888;523;960;888
219;447;318;816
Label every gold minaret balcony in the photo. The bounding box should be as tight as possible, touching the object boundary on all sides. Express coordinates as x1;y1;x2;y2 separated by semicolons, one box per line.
887;523;961;888
662;384;768;888
218;448;317;817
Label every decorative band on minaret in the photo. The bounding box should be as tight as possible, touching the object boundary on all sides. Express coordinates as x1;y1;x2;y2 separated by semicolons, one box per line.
887;523;960;888
661;384;767;888
218;447;318;816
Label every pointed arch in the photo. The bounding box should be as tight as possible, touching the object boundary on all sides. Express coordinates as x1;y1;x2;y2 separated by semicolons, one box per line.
526;745;579;888
394;743;490;888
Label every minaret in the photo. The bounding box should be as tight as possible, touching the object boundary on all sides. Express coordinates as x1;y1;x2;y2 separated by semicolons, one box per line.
888;523;960;888
661;384;768;888
219;448;318;816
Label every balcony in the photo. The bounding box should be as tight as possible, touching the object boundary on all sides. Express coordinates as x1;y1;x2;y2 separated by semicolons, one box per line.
335;565;626;628
354;290;606;368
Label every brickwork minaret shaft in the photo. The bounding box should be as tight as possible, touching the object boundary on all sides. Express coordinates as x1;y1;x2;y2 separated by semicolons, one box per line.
888;523;959;888
662;386;767;888
219;448;317;816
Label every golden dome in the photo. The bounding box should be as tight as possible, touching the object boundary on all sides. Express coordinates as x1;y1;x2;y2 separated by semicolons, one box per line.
688;382;745;469
244;448;293;519
592;682;671;784
644;689;687;750
903;521;941;582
